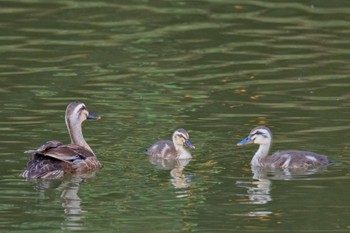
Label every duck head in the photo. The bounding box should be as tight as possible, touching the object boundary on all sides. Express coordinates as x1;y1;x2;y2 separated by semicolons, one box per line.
237;126;272;146
65;102;100;126
172;128;195;149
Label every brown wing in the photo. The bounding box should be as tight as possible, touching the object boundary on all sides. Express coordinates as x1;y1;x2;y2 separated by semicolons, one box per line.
24;140;63;154
22;141;96;179
25;141;95;163
42;144;95;163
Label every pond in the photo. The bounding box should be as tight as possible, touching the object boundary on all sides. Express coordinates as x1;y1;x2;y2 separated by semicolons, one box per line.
1;0;350;232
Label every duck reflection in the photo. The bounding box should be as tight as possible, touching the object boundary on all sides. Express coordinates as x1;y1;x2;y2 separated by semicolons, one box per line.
149;157;192;191
58;176;85;230
236;170;272;205
236;164;330;217
27;174;94;231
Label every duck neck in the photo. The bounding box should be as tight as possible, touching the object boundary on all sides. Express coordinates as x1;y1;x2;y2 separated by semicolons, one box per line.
251;143;270;167
66;119;94;154
174;144;192;159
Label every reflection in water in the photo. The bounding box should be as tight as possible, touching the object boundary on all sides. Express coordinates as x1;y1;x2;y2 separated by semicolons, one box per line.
27;176;90;231
149;157;192;195
236;177;272;205
236;167;273;218
59;177;85;231
236;165;330;217
2;0;350;231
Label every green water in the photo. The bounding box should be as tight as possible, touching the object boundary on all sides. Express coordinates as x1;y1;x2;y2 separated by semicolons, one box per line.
1;0;350;232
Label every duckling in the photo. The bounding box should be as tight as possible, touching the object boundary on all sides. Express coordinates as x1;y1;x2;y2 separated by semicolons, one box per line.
145;128;195;159
21;102;101;179
237;126;332;169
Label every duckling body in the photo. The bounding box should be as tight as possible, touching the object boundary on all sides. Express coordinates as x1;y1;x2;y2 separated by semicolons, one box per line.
237;126;332;169
21;102;101;179
145;128;195;159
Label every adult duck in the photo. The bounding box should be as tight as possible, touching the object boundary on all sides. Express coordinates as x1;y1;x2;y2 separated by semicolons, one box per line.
21;102;101;179
145;128;195;159
237;126;332;169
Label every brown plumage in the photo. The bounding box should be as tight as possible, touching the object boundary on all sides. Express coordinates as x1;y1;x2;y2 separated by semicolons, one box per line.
21;102;101;179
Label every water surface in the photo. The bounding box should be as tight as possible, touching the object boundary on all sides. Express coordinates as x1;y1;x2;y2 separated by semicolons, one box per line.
1;0;350;232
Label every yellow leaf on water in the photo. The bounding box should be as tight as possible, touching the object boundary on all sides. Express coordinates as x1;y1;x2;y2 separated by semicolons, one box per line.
258;116;268;125
250;95;264;100
202;160;217;167
235;88;247;94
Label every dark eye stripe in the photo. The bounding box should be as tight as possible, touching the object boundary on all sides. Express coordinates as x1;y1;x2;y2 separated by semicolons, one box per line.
252;131;263;136
252;131;268;138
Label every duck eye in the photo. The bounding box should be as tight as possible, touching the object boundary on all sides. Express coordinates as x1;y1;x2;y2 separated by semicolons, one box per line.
177;134;186;141
79;105;88;114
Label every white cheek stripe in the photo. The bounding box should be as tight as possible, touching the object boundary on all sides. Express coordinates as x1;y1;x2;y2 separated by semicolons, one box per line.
69;104;87;123
73;104;85;115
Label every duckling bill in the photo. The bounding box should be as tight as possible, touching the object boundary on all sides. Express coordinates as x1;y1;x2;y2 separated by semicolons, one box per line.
21;102;102;179
237;126;333;169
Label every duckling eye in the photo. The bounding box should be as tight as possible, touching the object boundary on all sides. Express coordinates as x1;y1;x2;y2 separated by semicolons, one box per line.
253;131;269;139
250;131;263;140
252;131;265;137
177;134;186;141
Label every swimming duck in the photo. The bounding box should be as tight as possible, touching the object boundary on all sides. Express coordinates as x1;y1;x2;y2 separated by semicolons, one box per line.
237;126;332;169
21;102;101;179
145;128;195;159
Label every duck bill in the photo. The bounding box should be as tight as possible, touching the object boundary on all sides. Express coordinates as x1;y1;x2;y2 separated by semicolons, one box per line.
87;112;101;120
237;136;253;146
185;139;195;149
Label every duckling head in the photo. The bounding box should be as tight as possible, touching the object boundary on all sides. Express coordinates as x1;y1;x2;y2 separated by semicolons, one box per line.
237;126;272;146
172;128;195;149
